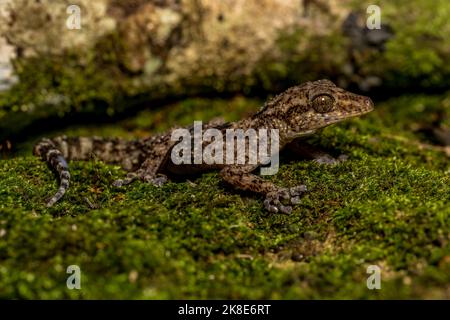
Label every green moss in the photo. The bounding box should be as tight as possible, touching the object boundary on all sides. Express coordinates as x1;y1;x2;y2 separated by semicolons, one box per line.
0;32;137;140
0;94;449;299
257;0;450;91
353;0;450;88
254;29;349;91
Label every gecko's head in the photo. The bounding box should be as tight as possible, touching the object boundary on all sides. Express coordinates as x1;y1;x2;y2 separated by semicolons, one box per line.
281;79;374;136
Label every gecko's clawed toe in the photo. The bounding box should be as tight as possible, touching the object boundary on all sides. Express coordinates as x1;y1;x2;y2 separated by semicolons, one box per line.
314;155;339;165
289;185;307;196
264;198;292;214
264;185;307;214
288;185;307;205
112;179;124;187
143;174;168;187
314;154;348;165
263;199;278;213
153;175;168;187
113;172;139;187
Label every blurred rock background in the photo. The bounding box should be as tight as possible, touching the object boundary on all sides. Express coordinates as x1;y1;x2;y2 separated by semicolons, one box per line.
0;0;450;148
1;0;449;143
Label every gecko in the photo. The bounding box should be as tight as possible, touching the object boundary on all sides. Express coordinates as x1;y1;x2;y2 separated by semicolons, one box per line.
33;79;374;213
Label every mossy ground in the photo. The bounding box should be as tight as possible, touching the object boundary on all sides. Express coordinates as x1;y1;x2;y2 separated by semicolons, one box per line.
0;94;449;299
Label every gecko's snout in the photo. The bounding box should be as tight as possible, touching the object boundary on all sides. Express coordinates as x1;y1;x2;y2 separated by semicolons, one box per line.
363;97;374;111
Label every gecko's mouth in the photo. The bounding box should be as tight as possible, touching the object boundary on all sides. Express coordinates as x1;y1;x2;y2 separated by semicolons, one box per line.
321;100;374;125
339;96;375;120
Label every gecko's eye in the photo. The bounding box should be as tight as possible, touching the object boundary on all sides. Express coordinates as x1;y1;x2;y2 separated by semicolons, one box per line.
312;95;335;113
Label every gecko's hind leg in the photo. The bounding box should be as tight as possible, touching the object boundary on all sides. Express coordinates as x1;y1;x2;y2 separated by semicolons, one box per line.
142;172;168;187
113;170;168;187
113;163;168;188
112;134;173;188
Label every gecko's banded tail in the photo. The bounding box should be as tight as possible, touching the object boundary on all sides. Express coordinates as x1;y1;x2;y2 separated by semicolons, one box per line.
34;135;146;206
33;138;70;207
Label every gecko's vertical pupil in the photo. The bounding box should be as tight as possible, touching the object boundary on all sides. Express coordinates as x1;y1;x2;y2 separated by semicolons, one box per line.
312;95;334;113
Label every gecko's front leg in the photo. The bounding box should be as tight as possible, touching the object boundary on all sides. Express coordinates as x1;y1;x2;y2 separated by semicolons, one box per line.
220;165;307;214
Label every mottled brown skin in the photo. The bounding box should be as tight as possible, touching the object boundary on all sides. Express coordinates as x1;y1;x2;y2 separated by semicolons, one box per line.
33;79;374;213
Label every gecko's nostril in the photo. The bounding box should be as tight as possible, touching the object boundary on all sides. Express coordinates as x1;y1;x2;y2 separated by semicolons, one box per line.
364;97;374;109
